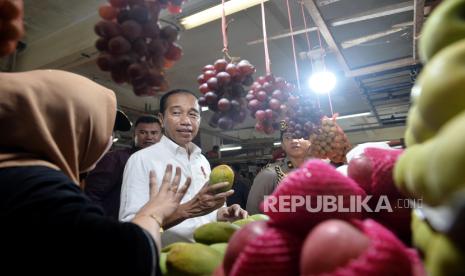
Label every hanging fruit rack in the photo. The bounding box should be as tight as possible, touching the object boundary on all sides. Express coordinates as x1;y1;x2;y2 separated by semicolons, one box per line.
94;0;187;96
197;0;256;131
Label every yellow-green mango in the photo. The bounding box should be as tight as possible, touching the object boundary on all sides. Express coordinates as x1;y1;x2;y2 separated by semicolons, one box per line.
194;222;239;245
166;243;223;276
209;165;235;192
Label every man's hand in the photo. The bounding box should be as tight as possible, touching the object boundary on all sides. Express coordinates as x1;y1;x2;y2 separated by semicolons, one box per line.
181;181;234;218
217;204;248;222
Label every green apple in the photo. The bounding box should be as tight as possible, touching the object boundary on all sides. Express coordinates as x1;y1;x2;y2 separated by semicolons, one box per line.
416;39;465;131
425;234;465;276
419;0;465;63
407;106;436;143
426;110;465;205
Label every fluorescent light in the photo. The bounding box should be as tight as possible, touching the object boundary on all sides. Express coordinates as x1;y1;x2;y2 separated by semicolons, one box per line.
220;145;242;152
309;71;337;94
273;142;281;146
336;112;371;120
201;106;209;112
180;0;269;30
112;137;119;143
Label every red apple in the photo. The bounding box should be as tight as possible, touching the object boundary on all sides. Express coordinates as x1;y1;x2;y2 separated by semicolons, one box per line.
347;153;373;194
300;219;370;275
224;221;268;275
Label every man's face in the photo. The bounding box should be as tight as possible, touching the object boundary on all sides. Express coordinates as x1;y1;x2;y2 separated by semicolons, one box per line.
281;132;311;159
160;93;200;147
134;122;162;148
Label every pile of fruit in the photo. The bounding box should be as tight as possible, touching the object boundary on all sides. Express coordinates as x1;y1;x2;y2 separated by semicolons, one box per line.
245;74;298;134
393;1;465;275
308;116;351;163
197;59;255;130
0;0;24;57
95;0;184;96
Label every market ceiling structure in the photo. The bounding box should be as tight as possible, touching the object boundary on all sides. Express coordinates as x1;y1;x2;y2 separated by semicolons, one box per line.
3;0;438;156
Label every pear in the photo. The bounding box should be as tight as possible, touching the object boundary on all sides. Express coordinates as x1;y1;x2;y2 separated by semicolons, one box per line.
419;0;465;62
416;39;465;131
194;222;239;245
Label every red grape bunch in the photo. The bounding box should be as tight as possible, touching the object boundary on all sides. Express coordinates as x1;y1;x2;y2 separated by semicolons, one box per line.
0;0;24;57
197;59;256;130
95;0;183;96
283;95;324;139
246;75;297;135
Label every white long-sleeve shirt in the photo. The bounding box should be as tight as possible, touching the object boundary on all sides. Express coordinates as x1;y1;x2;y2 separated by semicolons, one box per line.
119;135;217;245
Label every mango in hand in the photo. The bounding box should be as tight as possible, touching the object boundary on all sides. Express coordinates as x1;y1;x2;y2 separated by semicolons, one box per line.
209;164;234;193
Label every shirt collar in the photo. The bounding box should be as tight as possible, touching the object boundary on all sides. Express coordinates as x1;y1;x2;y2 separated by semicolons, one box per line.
160;135;201;156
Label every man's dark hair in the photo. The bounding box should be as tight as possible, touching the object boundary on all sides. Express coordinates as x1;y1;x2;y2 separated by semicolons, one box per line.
134;115;161;128
159;89;197;115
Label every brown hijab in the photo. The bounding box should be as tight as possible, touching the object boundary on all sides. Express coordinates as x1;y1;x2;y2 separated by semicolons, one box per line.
0;70;117;185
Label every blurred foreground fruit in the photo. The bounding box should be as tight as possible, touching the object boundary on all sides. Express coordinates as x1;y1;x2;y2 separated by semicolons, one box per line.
193;222;239;245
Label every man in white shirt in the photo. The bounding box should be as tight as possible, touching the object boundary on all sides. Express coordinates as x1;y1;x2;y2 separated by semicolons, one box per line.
120;89;247;245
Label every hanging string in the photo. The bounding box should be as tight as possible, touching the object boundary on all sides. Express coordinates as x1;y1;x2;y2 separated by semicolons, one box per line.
300;1;314;71
261;0;271;75
314;21;334;116
285;0;301;90
299;1;320;108
221;0;230;59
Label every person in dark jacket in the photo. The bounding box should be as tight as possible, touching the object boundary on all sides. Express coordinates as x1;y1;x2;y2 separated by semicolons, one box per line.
85;115;163;219
0;70;190;276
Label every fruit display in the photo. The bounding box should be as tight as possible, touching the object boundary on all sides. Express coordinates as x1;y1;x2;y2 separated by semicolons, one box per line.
263;160;366;236
245;74;298;134
209;164;235;193
348;147;412;245
0;0;24;57
392;1;465;275
197;59;255;130
308;116;351;163
95;0;184;96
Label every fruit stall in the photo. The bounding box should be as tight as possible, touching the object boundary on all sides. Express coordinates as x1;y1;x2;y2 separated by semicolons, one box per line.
2;0;465;275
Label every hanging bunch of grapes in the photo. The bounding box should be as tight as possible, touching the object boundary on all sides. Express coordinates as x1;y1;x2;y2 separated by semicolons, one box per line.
95;0;185;96
245;74;299;135
308;115;351;163
197;59;256;130
283;94;324;139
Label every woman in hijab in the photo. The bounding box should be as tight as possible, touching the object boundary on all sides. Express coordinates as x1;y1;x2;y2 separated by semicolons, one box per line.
0;70;190;275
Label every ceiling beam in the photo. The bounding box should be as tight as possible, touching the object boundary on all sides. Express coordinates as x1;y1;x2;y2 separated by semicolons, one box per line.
413;0;425;61
247;1;431;46
341;23;411;49
347;57;417;78
302;0;351;74
317;0;342;6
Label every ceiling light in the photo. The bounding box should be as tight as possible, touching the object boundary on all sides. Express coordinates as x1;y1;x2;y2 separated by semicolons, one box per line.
336;112;371;120
180;0;269;30
112;137;119;143
201;106;209;112
220;145;242;152
273;142;281;146
309;70;337;94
